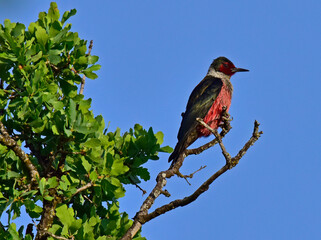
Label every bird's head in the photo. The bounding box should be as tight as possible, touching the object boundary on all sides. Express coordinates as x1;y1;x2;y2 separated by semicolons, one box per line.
209;56;249;76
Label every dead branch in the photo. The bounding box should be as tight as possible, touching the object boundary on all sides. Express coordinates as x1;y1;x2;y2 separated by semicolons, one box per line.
176;165;207;185
120;119;262;240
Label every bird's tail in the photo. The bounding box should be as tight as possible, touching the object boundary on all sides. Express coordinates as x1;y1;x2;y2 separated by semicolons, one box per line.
168;141;185;163
168;134;198;164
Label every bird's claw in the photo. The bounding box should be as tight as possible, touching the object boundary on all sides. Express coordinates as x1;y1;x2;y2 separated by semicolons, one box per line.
221;115;233;122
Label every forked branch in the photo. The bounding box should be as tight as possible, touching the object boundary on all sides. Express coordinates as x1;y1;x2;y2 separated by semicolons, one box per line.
120;118;262;240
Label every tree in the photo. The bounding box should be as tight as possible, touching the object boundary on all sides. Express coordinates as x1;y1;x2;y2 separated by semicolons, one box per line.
0;2;262;240
0;3;172;239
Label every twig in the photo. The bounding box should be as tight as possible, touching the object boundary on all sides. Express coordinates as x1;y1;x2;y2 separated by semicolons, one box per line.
58;150;87;156
0;121;39;185
196;118;232;167
72;182;94;198
79;40;94;95
46;231;74;240
160;189;171;197
133;182;147;195
83;195;94;204
176;165;207;185
184;165;207;179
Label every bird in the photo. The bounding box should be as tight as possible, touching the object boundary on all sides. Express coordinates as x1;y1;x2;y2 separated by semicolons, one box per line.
168;56;249;163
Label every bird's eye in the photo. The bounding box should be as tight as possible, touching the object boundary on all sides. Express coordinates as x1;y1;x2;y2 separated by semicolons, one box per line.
223;62;229;68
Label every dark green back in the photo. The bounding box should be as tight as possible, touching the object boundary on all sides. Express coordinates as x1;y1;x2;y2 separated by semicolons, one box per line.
177;75;223;141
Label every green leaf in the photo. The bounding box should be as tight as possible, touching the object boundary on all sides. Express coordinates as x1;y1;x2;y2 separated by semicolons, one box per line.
133;237;147;240
52;124;59;135
39;178;46;195
24;200;42;218
69;219;82;234
4;19;15;32
30;118;47;133
49;20;62;37
0;52;18;62
8;223;20;240
56;204;74;227
61;9;77;25
159;145;173;153
77;56;87;65
67;98;77;126
89;171;98;181
7;171;20;179
51;26;69;44
82;70;98;79
44;195;54;201
82;158;92;173
59;175;70;191
78;98;92;113
109;177;125;198
97;237;109;240
35;27;48;47
86;64;101;72
154;131;164;145
60;80;78;98
111;158;129;176
48;2;60;22
87;55;99;64
47;177;58;188
83;138;101;148
48;224;62;235
134;167;150;181
48;49;62;64
11;23;25;38
30;51;43;63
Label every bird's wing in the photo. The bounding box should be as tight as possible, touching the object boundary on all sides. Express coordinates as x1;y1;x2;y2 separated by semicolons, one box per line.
177;75;223;141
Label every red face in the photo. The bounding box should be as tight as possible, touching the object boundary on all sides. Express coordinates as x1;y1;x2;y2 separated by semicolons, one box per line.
219;61;236;76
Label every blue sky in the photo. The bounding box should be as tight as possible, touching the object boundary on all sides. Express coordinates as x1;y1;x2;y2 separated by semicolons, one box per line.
1;0;321;239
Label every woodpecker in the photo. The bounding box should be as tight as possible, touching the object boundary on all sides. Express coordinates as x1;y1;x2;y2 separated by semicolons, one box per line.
168;56;249;163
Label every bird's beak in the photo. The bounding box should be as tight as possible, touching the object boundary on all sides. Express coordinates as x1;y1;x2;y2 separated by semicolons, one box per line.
231;67;249;73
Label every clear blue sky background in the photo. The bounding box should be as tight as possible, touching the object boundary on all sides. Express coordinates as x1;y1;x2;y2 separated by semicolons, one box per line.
1;0;321;239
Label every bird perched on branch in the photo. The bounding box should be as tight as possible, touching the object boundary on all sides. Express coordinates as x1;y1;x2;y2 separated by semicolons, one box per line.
168;57;249;163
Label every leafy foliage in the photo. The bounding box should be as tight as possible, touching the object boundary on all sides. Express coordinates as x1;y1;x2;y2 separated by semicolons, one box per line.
0;2;172;239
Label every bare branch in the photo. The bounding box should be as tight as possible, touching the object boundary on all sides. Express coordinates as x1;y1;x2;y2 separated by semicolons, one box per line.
183;165;207;179
71;182;94;198
120;120;262;240
79;40;94;95
134;182;147;195
46;231;74;240
160;189;171;197
0;121;39;185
